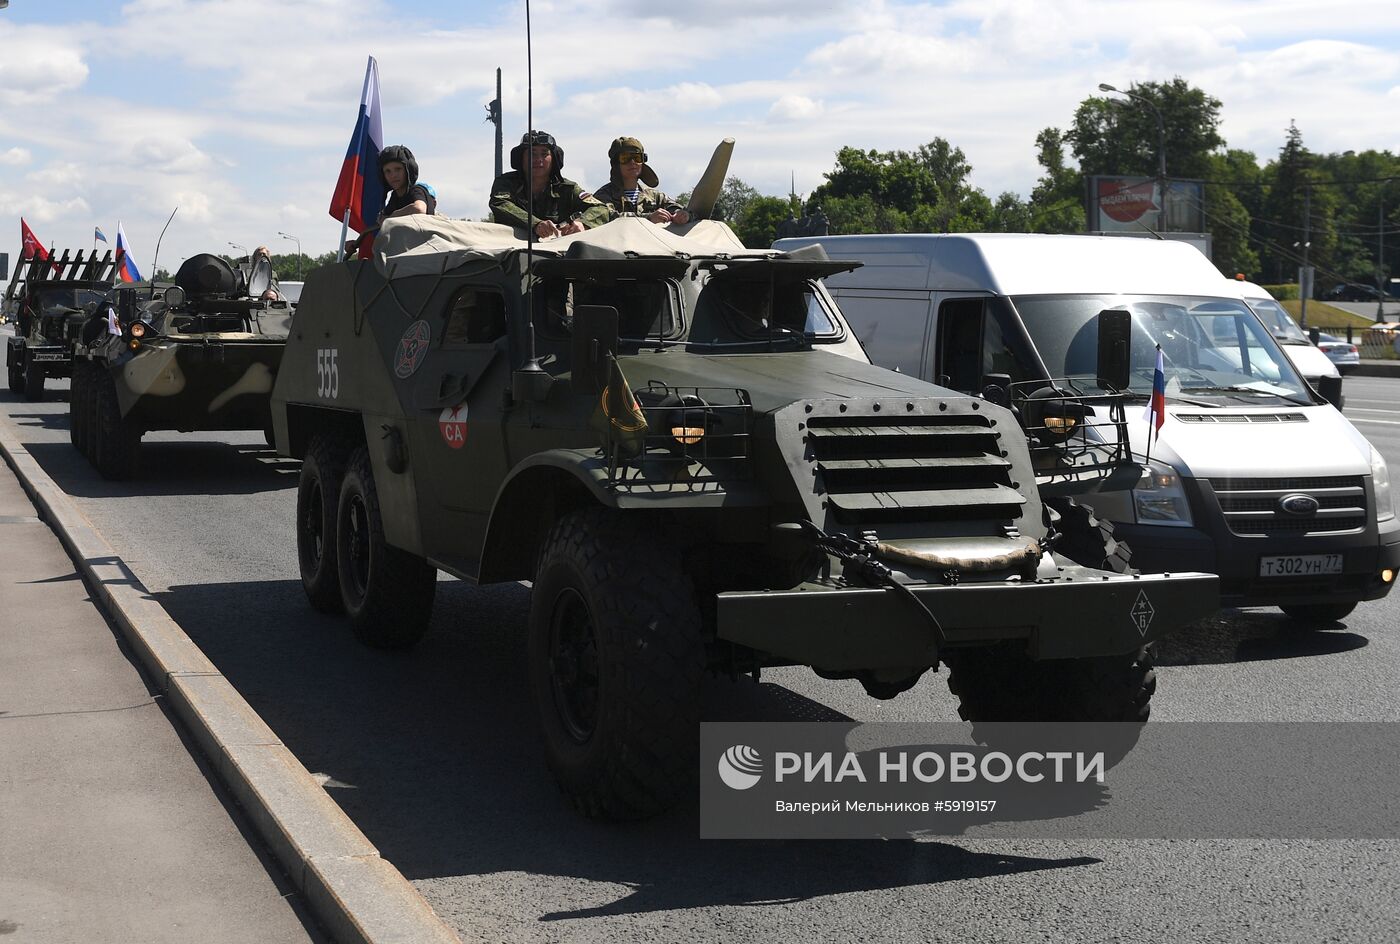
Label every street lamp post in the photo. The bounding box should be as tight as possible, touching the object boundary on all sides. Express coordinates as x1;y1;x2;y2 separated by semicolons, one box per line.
227;242;249;262
1098;82;1167;231
278;231;302;279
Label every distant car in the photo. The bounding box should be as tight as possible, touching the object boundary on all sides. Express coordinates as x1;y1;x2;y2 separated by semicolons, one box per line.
1315;333;1360;373
1323;283;1388;302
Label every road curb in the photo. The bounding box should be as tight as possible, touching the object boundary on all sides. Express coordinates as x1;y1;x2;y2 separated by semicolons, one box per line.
0;412;461;944
1354;360;1400;378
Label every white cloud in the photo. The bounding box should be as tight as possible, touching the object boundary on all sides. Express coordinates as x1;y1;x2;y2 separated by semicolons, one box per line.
0;27;89;104
0;148;32;166
124;138;215;175
768;95;824;122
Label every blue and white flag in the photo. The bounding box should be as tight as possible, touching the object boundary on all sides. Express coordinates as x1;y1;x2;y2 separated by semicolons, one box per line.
94;226;108;243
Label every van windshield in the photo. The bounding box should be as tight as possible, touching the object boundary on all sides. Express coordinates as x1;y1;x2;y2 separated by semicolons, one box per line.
1011;294;1311;403
1244;295;1309;344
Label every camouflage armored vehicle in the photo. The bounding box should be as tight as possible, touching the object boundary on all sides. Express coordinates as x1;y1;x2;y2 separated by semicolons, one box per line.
271;214;1219;819
71;252;291;479
6;248;117;400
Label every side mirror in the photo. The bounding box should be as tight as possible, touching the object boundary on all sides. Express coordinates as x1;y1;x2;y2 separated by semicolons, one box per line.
1309;326;1321;345
1316;375;1343;409
1096;308;1131;391
982;371;1011;407
571;305;619;396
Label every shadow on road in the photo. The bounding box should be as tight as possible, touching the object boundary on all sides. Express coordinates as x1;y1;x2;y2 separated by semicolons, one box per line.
23;439;297;498
1155;609;1368;666
155;577;1101;924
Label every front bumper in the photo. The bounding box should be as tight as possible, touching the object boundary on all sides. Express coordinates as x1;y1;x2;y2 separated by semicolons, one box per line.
1117;524;1400;609
716;568;1218;670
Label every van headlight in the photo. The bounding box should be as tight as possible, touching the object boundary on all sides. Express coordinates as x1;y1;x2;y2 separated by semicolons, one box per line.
1133;459;1194;527
1373;448;1395;523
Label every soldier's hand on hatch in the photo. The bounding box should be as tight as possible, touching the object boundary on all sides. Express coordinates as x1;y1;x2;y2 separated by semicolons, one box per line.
535;220;560;239
647;208;673;224
559;220;586;236
672;209;690;225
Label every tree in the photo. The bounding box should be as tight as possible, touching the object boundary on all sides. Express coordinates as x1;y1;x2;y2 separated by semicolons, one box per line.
809;138;998;235
1028;127;1083;233
1203;149;1262;278
733;195;793;249
713;177;761;223
1070;77;1224;181
1261;122;1339;287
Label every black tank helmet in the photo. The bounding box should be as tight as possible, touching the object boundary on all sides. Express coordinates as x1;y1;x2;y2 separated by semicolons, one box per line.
509;130;563;180
378;145;420;188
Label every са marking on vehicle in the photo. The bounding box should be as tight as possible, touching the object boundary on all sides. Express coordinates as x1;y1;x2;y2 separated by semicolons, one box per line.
439;403;468;449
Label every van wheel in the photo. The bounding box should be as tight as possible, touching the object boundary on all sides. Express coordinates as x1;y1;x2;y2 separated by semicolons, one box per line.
1280;602;1357;625
23;354;45;402
528;508;704;820
1047;498;1133;574
93;372;142;480
335;446;436;648
297;435;347;614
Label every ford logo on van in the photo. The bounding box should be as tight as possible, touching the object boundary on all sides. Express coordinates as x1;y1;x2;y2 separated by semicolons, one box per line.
1279;493;1320;516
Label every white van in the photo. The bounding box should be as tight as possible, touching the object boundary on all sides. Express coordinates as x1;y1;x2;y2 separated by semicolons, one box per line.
1231;279;1340;390
774;233;1400;621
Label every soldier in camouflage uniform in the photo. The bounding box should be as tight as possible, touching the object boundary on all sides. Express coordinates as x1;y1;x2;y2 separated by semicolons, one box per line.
592;136;690;225
490;131;612;239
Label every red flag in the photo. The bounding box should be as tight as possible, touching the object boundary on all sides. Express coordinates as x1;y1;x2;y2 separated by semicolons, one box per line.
20;218;49;262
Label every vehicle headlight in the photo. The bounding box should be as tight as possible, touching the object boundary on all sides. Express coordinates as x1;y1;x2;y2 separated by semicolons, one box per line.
1372;447;1394;523
1133;458;1194;527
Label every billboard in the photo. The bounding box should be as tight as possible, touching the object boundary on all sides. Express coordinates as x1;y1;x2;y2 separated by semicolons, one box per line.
1089;176;1206;234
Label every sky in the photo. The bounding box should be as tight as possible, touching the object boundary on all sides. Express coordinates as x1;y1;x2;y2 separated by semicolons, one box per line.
2;0;1399;276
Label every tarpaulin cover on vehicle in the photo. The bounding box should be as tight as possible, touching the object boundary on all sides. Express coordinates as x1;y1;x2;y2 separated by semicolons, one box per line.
371;215;772;279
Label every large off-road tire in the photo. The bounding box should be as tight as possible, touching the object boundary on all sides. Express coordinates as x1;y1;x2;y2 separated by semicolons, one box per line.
1047;498;1134;574
945;644;1156;724
6;355;22;395
81;365;104;461
23;353;45;402
92;372;142;480
297;435;348;614
1280;601;1357;625
334;446;437;648
69;363;90;454
528;508;705;820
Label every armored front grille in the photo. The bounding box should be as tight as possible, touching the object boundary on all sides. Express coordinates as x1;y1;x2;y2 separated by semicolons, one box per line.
1208;475;1368;536
806;414;1023;523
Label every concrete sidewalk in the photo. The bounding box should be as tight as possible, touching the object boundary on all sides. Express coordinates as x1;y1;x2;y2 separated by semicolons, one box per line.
0;462;324;942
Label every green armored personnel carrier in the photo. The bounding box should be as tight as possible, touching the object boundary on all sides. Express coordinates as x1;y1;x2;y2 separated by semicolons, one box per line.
271;214;1218;819
71;252;291;479
6;248;117;400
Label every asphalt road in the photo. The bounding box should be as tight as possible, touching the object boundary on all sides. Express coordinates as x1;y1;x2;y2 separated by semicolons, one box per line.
4;369;1400;943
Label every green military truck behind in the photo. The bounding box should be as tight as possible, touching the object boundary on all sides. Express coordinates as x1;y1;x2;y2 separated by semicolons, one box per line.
6;248;116;400
271;215;1218;819
71;252;291;479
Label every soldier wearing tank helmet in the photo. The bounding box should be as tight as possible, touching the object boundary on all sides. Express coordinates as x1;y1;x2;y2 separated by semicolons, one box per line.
593;136;689;225
490;131;611;239
345;144;437;257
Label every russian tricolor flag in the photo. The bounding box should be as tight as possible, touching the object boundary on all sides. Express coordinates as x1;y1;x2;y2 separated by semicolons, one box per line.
115;222;142;283
1144;344;1166;447
328;55;384;234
